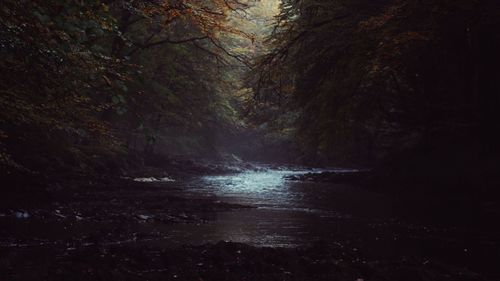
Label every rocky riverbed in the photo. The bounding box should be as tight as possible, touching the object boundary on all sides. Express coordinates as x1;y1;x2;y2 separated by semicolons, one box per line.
1;163;499;281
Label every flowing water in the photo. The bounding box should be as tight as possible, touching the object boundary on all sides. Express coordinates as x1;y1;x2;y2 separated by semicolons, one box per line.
150;165;500;275
161;167;389;248
2;165;498;276
156;167;446;246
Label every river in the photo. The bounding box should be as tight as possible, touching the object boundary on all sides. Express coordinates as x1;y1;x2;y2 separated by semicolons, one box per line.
144;165;498;276
1;165;498;277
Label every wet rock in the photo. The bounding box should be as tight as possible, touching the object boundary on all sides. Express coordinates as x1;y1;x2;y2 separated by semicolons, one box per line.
14;211;30;219
284;171;371;184
1;241;482;281
136;214;153;221
133;177;175;183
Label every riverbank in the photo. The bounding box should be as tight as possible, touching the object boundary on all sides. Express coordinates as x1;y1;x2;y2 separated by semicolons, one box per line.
1;164;499;280
0;175;485;281
1;240;482;281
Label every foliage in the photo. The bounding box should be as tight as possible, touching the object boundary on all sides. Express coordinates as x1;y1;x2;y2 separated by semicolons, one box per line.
0;0;258;174
0;0;130;172
253;0;500;165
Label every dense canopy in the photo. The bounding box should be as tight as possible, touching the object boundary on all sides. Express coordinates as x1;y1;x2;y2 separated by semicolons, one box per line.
1;0;499;189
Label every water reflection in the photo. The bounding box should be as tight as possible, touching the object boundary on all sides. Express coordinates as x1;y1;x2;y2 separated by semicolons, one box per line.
156;167;493;271
197;169;319;207
202;170;295;193
163;166;392;247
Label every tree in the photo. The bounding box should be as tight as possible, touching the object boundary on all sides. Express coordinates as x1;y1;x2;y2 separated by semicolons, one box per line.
253;0;500;166
0;0;257;173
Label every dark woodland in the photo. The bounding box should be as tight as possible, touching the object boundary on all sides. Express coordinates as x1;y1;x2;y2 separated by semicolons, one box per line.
1;0;500;280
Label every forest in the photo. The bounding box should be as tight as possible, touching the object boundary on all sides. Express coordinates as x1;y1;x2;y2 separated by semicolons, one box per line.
1;0;499;280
